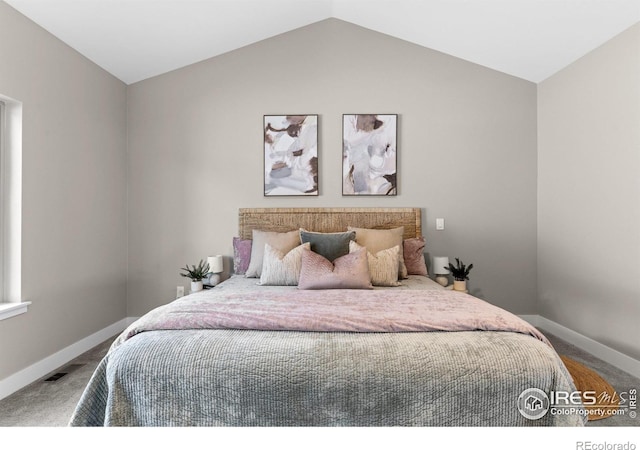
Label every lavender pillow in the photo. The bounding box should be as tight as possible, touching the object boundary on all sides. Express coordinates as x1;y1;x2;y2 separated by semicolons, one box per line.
403;237;428;276
298;247;372;290
233;237;252;275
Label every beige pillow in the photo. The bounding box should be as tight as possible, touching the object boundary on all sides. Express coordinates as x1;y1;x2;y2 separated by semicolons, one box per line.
349;241;400;287
348;226;408;279
259;242;310;286
245;229;301;278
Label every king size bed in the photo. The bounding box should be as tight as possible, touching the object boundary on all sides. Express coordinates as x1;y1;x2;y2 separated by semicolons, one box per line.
69;208;585;427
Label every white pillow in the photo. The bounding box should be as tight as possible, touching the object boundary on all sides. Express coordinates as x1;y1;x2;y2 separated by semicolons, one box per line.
349;241;400;287
245;229;301;278
348;226;407;279
259;242;310;286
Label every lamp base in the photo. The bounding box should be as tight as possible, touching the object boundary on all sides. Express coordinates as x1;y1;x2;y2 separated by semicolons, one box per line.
205;273;222;287
435;275;448;287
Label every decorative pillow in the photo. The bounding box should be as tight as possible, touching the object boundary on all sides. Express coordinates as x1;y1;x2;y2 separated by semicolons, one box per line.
245;229;300;278
349;241;400;287
259;242;310;286
298;247;372;290
233;237;252;275
347;226;408;279
403;237;429;276
299;229;356;262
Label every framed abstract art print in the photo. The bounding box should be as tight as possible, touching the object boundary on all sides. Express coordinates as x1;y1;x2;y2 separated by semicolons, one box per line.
342;114;397;196
264;115;318;196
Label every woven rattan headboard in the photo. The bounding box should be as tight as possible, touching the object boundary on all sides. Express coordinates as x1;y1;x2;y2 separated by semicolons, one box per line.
238;208;422;240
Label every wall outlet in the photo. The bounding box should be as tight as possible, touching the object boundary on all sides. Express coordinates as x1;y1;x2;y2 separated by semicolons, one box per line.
176;286;185;298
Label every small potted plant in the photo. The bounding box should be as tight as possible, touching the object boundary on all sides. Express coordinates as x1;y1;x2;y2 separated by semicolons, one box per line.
446;258;473;292
180;259;210;293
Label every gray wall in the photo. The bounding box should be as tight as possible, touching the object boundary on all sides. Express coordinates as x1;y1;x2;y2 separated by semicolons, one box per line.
538;23;640;360
4;6;636;385
127;19;538;316
0;2;128;380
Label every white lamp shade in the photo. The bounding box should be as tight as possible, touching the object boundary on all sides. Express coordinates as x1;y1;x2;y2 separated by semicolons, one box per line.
433;256;450;275
207;255;223;274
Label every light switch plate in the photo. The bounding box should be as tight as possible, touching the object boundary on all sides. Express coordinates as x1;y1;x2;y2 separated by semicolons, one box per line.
436;218;445;230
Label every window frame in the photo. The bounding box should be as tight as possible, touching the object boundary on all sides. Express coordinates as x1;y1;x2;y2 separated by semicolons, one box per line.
1;98;6;301
0;95;28;320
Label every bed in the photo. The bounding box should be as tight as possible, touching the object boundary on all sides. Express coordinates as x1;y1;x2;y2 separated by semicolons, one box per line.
69;207;586;427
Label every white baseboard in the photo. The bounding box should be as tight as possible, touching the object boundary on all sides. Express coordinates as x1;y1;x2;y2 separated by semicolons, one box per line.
520;314;640;379
0;317;136;401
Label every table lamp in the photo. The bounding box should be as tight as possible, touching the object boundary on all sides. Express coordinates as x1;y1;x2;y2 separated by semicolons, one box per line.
433;256;450;287
206;255;224;286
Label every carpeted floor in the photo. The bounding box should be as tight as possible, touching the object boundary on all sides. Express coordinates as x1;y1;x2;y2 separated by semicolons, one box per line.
0;335;115;427
539;328;640;427
0;328;638;427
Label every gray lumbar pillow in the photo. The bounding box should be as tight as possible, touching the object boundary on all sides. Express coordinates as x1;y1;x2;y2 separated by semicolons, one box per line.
299;229;356;262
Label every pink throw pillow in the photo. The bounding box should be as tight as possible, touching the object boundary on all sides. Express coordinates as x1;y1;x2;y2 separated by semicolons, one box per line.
403;237;428;276
298;247;372;290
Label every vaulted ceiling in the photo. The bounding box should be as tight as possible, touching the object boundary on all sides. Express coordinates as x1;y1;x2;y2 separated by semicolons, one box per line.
4;0;640;85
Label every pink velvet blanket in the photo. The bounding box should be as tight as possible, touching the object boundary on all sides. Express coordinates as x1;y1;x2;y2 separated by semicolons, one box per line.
117;277;549;346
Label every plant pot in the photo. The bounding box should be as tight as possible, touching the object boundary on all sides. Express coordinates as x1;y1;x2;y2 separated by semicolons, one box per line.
191;280;203;293
453;280;467;292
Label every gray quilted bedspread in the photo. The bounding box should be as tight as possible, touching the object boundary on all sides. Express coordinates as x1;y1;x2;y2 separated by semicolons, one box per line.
69;277;586;427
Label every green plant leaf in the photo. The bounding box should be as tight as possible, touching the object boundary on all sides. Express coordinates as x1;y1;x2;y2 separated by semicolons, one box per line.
180;259;212;280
